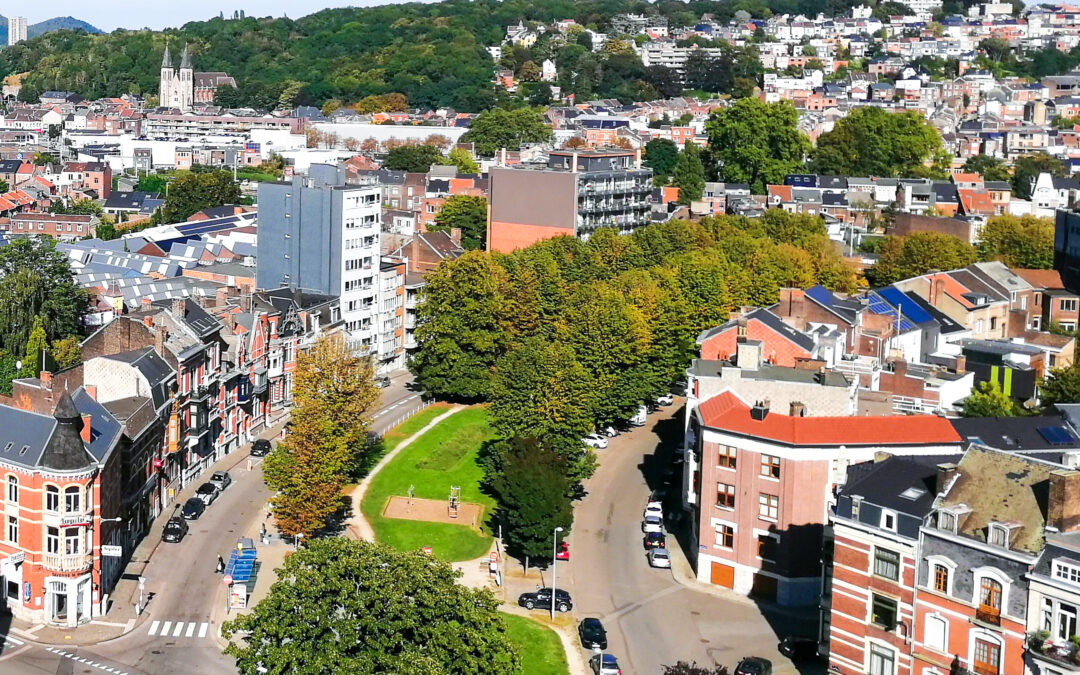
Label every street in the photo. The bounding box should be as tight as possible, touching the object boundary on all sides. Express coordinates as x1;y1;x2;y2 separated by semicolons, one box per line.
565;403;821;675
0;372;426;675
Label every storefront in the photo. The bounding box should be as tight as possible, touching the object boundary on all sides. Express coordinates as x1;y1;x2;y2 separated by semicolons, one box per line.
44;574;92;627
0;552;23;615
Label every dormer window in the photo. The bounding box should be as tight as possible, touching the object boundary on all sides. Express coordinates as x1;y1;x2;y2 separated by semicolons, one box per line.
880;509;897;532
938;510;956;533
988;523;1009;548
1054;559;1080;585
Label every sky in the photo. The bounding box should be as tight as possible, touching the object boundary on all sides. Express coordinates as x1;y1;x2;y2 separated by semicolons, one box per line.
21;1;425;33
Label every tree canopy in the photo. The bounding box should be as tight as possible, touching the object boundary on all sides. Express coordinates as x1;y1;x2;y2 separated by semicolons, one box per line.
431;195;488;251
0;238;87;355
1042;367;1080;407
1011;152;1066;200
865;232;977;286
222;538;519;674
672;141;705;205
704;99;810;194
158;170;241;223
962;380;1024;417
644;138;679;183
811;107;945;177
460;108;553;157
976;215;1054;269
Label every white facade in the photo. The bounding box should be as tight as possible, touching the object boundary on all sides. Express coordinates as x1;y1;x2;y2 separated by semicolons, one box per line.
7;17;27;46
338;187;382;355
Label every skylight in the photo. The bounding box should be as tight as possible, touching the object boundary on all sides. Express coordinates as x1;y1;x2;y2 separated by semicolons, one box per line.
900;487;926;501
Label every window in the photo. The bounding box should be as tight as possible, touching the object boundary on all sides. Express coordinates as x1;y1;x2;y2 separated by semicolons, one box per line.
937;510;956;532
1042;596;1079;641
718;446;736;469
1062;298;1078;312
924;614;947;652
45;485;59;512
973;638;1000;675
716;483;735;509
988;524;1008;548
871;594;898;631
715;525;734;549
6;476;16;504
6;516;16;544
758;493;778;520
64;528;79;555
760;454;780;479
880;510;897;531
64;486;81;513
874;548;900;581
757;534;778;562
46;526;59;554
868;643;895;675
1054;560;1080;585
933;564;950;593
976;319;984;333
990;317;997;330
979;577;1003;613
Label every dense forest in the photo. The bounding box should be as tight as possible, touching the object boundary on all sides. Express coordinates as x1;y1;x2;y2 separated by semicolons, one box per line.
0;0;988;110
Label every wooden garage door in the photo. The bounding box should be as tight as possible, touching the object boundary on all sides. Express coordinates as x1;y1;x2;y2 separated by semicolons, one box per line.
710;562;734;588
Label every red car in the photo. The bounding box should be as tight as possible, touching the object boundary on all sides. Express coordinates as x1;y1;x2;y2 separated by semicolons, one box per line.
555;541;570;561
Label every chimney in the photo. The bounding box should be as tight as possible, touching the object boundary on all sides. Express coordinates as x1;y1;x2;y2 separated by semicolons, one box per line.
80;414;92;444
750;399;770;421
634;147;642;169
450;227;462;247
154;324;167;355
929;278;945;306
1006;309;1026;338
789;401;806;417
171;297;186;317
892;359;908;378
955;355;966;374
40;371;52;389
1049;470;1080;533
736;340;762;371
935;462;958;495
571;152;578;173
143;315;153;329
216;287;229;306
84;385;97;401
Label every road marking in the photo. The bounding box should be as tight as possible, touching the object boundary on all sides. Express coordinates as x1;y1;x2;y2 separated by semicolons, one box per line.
159;621;171;636
185;623;196;638
198;623;208;638
147;620;160;636
45;648;128;675
171;622;183;637
1;633;23;646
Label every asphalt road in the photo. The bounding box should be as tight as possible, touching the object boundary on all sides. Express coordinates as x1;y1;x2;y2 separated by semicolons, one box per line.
0;372;423;675
566;403;820;675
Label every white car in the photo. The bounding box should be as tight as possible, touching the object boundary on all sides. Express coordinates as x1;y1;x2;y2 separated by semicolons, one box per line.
582;434;609;449
643;503;663;520
602;426;618;438
641;514;663;534
657;393;674;406
647;548;671;568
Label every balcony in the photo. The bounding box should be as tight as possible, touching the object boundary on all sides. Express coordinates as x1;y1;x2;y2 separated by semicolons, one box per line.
1028;632;1080;670
43;552;92;573
975;605;1001;627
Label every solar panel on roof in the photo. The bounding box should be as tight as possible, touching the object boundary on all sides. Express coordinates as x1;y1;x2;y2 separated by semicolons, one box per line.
878;286;934;325
1038;426;1075;446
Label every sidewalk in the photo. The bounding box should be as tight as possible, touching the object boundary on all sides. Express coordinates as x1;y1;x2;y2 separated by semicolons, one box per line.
10;420;290;647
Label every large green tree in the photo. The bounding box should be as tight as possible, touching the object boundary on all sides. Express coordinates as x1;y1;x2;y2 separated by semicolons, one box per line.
1012;152;1067;200
23;316;48;378
704;99;810;193
460;108;552;156
962;155;1010;182
0;238;87;354
383;144;445;173
158;170;241;223
643;138;679;182
222;538;519;674
962;380;1024;417
865;232;977;286
1043;367;1080;407
431;195;488;250
976;215;1054;269
811;107;944;177
672;141;705;205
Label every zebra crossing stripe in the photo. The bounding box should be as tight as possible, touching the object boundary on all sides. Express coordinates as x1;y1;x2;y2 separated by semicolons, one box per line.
185;623;196;638
160;621;171;636
148;620;160;636
171;622;183;637
198;623;208;638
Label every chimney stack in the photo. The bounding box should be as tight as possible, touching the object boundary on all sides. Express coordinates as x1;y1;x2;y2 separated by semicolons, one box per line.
40;371;52;389
154;324;168;356
935;462;959;495
450;227;463;247
750;399;770;421
143;315;153;329
84;385;97;401
1049;469;1080;533
171;297;186;317
789;401;806;417
955;355;966;374
80;414;92;444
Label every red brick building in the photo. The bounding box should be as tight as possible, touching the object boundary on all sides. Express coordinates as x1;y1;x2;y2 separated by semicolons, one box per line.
7;213;93;240
696;308;816;366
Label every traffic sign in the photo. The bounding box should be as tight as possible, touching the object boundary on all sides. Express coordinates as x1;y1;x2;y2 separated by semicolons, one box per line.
101;545;122;557
223;574;233;585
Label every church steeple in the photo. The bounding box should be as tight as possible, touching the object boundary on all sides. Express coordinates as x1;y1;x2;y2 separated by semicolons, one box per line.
162;43;173;69
179;44;192;70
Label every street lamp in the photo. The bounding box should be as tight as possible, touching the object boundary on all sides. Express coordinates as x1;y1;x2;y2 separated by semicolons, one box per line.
550;526;563;620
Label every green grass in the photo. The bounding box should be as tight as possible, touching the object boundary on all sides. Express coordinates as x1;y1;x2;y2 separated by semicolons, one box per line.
362;406;496;561
379;403;452;452
502;613;570;675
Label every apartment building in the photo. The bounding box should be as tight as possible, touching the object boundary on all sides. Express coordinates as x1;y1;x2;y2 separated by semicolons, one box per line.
488;150;652;252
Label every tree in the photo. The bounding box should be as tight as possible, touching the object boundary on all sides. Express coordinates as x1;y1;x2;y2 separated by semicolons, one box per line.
213;84;243;109
643;65;683;99
962;380;1023;417
222;538;519;674
488;438;574;564
431;195;487;250
704;99;810;193
1012;152;1067;200
0;238;87;354
158;170;241;223
410;252;510;400
644;138;679;182
865;233;977;286
382;144;445;173
662;663;731;675
976;215;1054;269
50;336;81;369
1042;367;1080;406
963;154;1010;182
811;107;944;177
263;334;377;537
446;147;479;174
23;316;48;378
460;108;552;156
672;142;705;205
136;174;168;194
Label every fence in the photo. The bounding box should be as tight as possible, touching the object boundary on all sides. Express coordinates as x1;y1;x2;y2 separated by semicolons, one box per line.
379;396;435;434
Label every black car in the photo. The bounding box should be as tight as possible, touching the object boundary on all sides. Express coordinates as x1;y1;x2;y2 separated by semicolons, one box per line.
643;531;666;549
734;657;772;675
162;517;188;543
181;497;205;520
578;618;608;649
250;439;272;457
778;636;819;661
518;587;572;612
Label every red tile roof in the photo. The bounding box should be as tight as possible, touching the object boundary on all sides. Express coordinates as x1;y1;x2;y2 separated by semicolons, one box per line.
1013;268;1066;290
697;391;962;446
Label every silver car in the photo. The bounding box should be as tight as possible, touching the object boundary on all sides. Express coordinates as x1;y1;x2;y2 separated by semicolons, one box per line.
647;548;671;568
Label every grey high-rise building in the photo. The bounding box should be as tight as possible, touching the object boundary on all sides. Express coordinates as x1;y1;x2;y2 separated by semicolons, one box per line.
256;164;382;355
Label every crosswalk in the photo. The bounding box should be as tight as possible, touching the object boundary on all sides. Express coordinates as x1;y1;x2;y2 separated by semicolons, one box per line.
0;632;23;648
44;647;129;674
147;620;210;639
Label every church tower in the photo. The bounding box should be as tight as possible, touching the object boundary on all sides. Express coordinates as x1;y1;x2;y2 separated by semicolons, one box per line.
160;43;174;109
178;44;194;111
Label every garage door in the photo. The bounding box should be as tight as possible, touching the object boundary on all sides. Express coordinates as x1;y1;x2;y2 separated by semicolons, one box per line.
710;562;734;588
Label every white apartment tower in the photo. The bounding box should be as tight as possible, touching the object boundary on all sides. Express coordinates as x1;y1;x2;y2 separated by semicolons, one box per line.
7;17;27;46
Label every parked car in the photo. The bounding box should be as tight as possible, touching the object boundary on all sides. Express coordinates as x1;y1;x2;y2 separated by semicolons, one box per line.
643;502;663;519
181;497;205;520
517;587;572;612
641;514;663;533
555;541;570;561
657;393;674;406
162;517;188;543
602;426;618;437
647;548;671;568
577;618;608;649
643;532;666;549
629;405;647;427
590;653;622;675
582;433;609;449
209;471;232;492
195;482;220;505
778;636;819;661
374;375;392;388
646;490;664;507
250;439;272;457
734;657;773;675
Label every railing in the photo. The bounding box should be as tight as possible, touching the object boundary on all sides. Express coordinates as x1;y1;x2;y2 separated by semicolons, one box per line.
975;605;1001;626
380;397;434;432
1027;632;1080;670
43;552;92;572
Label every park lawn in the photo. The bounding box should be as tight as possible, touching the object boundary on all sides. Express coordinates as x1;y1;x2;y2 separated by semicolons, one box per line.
378;402;452;452
362;406;496;561
501;613;570;675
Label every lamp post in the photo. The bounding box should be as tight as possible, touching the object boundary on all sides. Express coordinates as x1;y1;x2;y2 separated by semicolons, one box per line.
551;526;563;620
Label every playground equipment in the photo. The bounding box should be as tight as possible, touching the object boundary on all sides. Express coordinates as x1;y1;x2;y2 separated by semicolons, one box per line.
448;486;461;519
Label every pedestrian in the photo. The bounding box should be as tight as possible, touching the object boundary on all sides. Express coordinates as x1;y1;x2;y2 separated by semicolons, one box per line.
216;555;225;574
260;524;267;544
